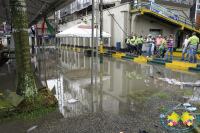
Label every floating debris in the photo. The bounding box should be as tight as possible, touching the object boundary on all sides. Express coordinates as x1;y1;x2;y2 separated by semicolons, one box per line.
183;103;191;107
188;107;197;111
27;125;37;133
67;99;80;104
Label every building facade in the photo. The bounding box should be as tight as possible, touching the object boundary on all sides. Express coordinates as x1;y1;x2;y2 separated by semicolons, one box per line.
57;0;198;49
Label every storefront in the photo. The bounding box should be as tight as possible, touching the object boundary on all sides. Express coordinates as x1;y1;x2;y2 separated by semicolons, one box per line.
38;35;55;46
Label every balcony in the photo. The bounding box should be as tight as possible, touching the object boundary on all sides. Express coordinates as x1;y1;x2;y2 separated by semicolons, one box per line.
130;2;200;33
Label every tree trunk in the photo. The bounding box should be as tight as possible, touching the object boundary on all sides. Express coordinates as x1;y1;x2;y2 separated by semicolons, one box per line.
9;0;37;98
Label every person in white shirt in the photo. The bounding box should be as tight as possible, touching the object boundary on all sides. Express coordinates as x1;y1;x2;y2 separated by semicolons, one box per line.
181;35;190;61
146;34;153;57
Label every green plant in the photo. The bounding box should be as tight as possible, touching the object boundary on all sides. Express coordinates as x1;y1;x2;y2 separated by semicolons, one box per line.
148;128;156;133
0;93;57;123
156;93;168;99
143;118;149;122
0;98;12;107
157;105;168;112
128;90;156;102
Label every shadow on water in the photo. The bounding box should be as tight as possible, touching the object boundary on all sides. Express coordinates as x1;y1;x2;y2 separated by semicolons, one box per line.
0;47;200;132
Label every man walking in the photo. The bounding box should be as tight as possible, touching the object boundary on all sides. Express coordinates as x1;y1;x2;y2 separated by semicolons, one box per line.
181;35;190;61
146;34;152;57
187;32;199;63
156;35;163;58
166;34;174;60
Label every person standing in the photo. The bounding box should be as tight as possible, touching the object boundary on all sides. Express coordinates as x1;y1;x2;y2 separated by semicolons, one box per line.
156;35;163;58
126;35;130;53
161;36;167;59
137;35;144;56
187;32;199;63
181;35;190;61
32;43;35;55
130;37;134;54
151;37;156;55
146;34;152;57
133;34;138;54
166;34;174;60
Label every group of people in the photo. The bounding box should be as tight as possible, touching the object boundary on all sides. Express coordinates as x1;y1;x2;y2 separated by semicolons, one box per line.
126;32;199;62
181;32;199;63
126;34;143;56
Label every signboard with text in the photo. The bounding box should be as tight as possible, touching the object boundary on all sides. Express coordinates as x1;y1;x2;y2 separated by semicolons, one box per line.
150;2;179;21
0;24;4;32
38;35;55;38
161;0;193;5
5;25;11;35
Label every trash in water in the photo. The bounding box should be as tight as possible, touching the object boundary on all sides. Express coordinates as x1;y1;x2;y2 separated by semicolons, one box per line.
183;103;191;107
187;107;196;111
27;125;37;133
160;114;165;118
67;99;80;104
156;78;200;87
182;96;188;99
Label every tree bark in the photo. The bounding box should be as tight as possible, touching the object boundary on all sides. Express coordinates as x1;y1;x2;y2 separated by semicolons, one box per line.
9;0;37;98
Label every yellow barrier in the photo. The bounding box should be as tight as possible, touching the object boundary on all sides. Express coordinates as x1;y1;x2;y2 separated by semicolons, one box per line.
138;56;153;60
165;63;189;70
134;58;147;62
73;48;75;51
165;52;200;59
172;61;197;67
77;49;80;52
165;60;197;70
112;54;121;58
111;53;126;58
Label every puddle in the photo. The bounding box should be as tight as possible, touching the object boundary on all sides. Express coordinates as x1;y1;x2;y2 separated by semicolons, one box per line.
1;48;200;132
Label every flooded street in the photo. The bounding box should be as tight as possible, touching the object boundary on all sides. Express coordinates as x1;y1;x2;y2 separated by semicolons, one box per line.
1;48;200;133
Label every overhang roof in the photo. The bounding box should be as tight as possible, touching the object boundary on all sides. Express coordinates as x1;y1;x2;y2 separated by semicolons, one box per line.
0;0;75;27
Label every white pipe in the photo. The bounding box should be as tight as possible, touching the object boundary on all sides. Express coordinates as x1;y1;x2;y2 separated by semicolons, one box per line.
195;0;199;22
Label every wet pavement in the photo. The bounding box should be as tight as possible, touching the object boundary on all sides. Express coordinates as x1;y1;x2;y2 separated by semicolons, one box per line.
0;47;200;133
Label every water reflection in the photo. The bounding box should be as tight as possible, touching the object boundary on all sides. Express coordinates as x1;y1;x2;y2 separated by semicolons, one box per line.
31;48;200;117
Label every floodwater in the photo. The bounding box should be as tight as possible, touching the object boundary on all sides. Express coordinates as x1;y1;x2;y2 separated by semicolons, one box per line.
0;47;200;132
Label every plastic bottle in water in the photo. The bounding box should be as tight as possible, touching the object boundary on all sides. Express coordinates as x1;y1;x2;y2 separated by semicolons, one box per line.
27;125;37;133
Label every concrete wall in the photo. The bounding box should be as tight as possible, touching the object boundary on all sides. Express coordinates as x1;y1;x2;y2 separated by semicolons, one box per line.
132;15;173;38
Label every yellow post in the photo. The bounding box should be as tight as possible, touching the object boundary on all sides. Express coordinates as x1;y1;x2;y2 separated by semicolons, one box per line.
100;44;103;63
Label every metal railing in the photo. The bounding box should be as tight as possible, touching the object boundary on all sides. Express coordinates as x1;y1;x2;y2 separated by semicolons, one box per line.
130;2;200;31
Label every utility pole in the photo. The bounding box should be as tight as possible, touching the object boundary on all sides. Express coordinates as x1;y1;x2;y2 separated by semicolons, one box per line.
95;0;99;84
99;0;103;64
91;0;94;85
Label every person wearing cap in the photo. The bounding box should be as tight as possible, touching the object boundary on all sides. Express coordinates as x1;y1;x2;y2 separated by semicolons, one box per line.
161;36;167;59
146;34;153;57
166;34;174;60
126;35;131;53
187;32;199;63
156;35;163;58
130;37;134;54
136;35;144;55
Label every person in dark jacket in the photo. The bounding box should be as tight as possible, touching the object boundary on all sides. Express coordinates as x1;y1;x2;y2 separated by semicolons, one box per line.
32;44;35;55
